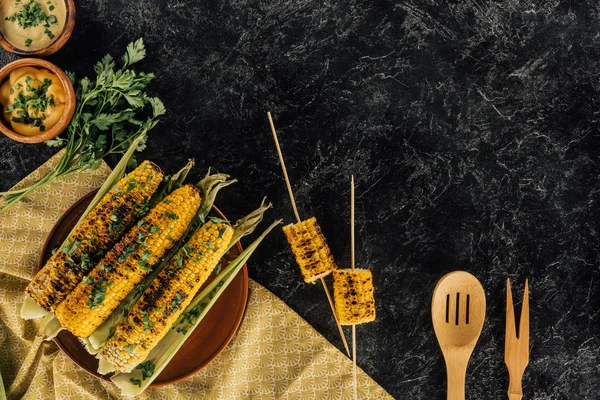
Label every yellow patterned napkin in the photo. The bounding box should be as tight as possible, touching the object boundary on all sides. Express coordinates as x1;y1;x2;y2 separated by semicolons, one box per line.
0;152;392;400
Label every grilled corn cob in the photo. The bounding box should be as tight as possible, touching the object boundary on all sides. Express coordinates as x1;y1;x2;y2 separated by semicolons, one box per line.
100;219;234;371
55;184;201;338
282;217;337;283
332;268;376;325
26;161;163;311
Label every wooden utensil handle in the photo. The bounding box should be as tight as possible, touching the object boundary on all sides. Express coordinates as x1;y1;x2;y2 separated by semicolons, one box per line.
508;372;523;400
446;362;467;400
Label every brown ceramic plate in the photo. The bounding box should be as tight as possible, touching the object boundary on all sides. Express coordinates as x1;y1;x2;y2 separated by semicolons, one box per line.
39;190;249;386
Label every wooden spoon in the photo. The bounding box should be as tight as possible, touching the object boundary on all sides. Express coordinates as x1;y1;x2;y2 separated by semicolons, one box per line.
432;271;486;400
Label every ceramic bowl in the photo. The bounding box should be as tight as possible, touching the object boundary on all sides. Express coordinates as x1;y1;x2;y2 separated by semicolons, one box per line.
0;0;76;57
0;58;76;144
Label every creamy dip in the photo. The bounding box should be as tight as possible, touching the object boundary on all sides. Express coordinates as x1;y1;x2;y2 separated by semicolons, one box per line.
0;0;66;51
0;67;66;135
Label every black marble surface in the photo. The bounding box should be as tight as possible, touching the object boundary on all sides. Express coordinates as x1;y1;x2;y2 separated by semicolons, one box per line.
1;0;599;399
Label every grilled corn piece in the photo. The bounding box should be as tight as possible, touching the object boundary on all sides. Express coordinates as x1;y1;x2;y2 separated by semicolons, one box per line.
100;219;234;372
55;184;201;338
282;217;337;283
332;268;376;325
26;161;163;311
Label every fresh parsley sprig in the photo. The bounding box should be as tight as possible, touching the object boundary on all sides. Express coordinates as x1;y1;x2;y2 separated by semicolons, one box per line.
0;39;165;211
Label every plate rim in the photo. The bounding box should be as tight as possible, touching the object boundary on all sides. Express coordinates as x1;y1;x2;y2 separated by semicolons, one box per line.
38;189;249;387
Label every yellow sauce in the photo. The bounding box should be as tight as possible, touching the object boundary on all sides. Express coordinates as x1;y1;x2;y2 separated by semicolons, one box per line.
0;67;65;135
0;0;66;51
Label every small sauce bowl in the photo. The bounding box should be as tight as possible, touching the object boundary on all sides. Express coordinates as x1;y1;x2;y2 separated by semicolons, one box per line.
0;58;75;144
0;0;75;57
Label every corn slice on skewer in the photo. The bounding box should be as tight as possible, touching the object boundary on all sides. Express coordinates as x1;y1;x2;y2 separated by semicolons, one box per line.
55;184;201;338
100;219;234;372
333;268;376;325
282;217;337;283
26;161;163;311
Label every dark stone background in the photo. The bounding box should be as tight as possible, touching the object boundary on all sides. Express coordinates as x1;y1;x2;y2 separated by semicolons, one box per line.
1;0;599;398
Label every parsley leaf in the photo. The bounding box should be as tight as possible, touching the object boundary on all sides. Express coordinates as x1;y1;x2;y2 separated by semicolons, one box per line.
1;39;164;211
129;378;141;387
136;360;155;380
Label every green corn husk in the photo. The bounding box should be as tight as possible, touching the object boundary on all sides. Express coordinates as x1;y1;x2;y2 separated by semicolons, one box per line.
0;368;5;400
85;171;237;351
19;134;147;323
111;219;281;397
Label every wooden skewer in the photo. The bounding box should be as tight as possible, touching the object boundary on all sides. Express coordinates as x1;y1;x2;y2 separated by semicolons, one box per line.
350;175;357;400
267;111;351;357
267;112;301;223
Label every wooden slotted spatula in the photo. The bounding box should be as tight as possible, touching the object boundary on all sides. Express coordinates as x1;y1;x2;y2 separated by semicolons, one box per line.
505;279;530;400
432;271;486;400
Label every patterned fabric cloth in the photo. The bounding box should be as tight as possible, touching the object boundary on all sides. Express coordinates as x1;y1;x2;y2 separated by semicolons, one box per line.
0;151;392;399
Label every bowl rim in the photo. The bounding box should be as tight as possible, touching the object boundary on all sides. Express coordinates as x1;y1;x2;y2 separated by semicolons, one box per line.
0;57;76;144
0;0;76;56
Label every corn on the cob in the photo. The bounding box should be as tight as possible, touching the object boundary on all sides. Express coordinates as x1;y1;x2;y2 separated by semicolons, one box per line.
100;219;234;372
26;161;163;311
55;184;201;338
332;268;376;325
282;217;337;283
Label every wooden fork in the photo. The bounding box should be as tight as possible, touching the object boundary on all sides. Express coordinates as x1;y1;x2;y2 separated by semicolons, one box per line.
505;279;530;400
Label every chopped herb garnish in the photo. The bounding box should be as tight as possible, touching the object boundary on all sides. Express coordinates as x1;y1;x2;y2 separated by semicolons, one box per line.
108;213;122;234
108;326;116;337
136;284;147;294
214;264;222;275
164;199;171;204
129;378;141;387
24;38;32;47
182;244;193;256
80;253;93;270
149;225;160;233
137;231;148;245
162;211;179;220
171;292;185;309
138;250;152;270
136;200;150;215
61;238;81;256
137;219;146;227
49;4;54;10
218;227;227;238
118;244;138;263
126;177;137;192
85;277;113;309
136;360;155;380
44;27;54;39
5;0;57;30
124;344;136;353
140;310;154;331
173;253;184;270
5;76;54;130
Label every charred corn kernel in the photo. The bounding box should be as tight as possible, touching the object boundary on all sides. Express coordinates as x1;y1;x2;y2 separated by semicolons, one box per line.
26;161;163;311
100;219;234;372
332;269;376;325
55;184;201;338
282;217;336;283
